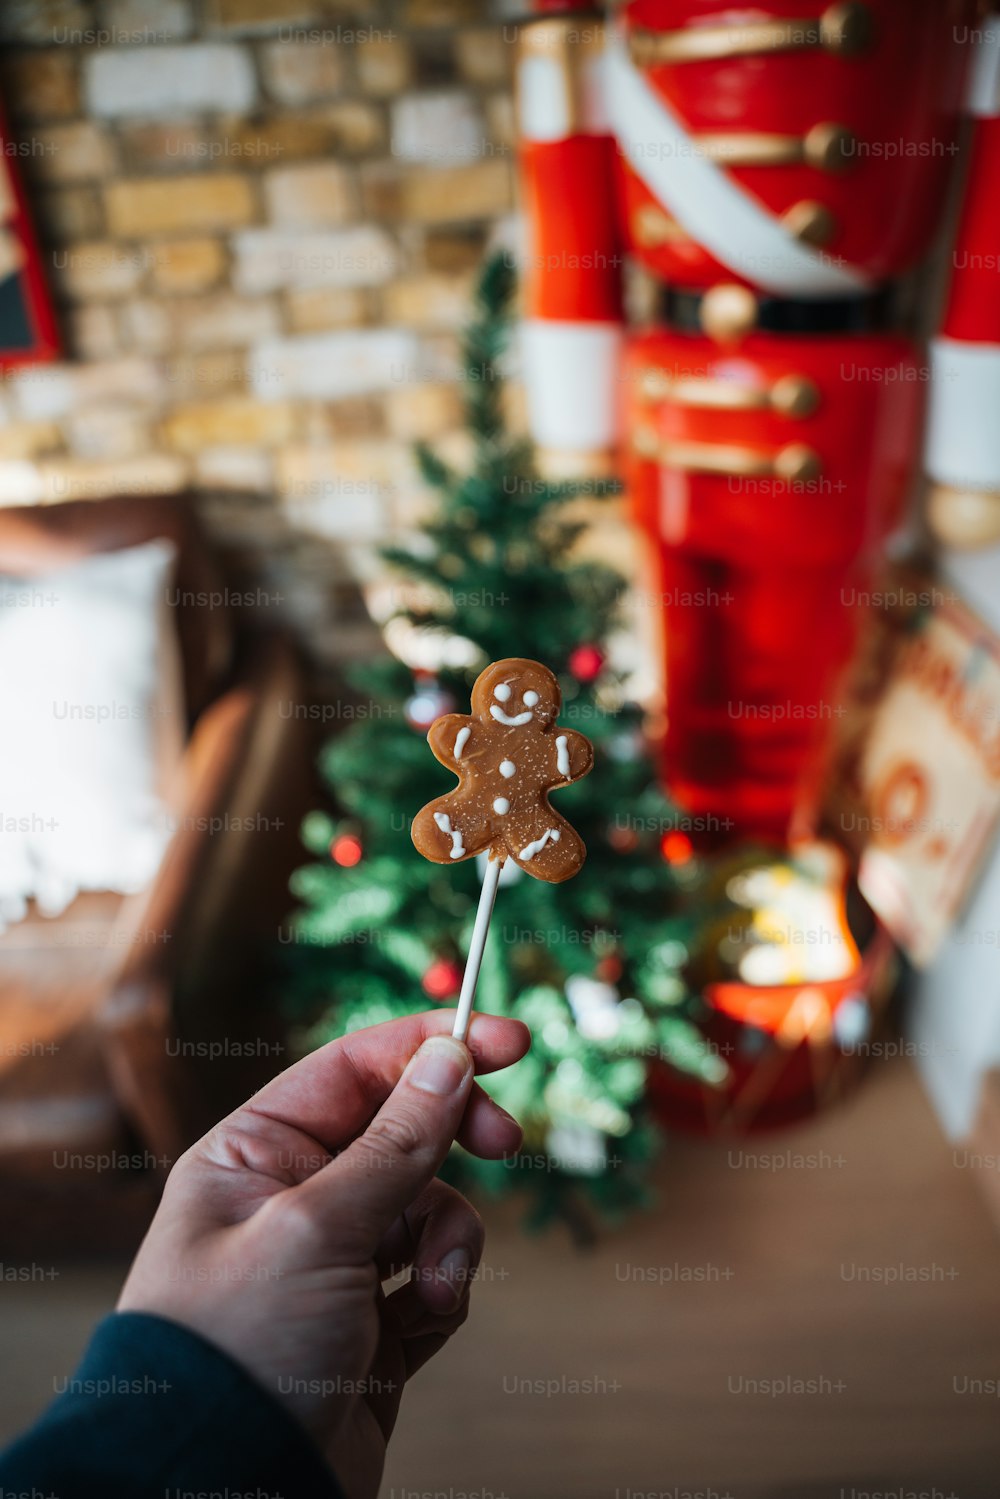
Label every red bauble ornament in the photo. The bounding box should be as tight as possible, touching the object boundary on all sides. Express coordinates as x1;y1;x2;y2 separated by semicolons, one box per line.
330;833;363;868
660;831;694;866
595;952;623;984
422;957;463;1000
568;644;604;682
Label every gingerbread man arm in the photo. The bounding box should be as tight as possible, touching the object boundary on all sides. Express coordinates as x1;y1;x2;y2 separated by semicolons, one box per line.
426;713;478;773
545;725;594;788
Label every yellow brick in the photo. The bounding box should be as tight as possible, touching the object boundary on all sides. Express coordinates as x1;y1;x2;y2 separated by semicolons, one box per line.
164;352;252;400
323;396;385;439
486;94;515;152
384;383;463;441
263;162;355;228
423;226;487;273
400;160;511;224
0;422;63;461
359;162;402;221
356;36;412;96
453;28;512;86
162;397;297;452
285;286;372;333
30;123;118;185
148;238;227;294
105;174;256;237
0;52;79;121
382;272;474;330
314;101;385;156
120;121;212;173
55;241;147;301
217;114;330;166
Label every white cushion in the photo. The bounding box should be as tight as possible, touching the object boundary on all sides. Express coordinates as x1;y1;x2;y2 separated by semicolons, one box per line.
0;538;185;930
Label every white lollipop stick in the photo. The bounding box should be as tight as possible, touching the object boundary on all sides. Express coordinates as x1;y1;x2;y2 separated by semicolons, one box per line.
452;854;503;1042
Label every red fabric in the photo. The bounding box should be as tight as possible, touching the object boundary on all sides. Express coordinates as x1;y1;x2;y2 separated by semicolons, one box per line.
941;117;1000;344
619;0;973;289
520;137;624;323
624;327;923;841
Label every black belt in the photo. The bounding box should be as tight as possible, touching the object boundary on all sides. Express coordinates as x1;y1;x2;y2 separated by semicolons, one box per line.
659;284;899;336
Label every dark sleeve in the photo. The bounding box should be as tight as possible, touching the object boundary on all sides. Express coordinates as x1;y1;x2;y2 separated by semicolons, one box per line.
0;1311;342;1499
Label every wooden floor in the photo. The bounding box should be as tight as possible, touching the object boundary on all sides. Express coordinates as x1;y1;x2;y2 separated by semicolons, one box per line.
1;1055;998;1497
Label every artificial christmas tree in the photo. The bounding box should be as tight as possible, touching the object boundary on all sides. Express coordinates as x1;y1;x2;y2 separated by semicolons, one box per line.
286;254;722;1234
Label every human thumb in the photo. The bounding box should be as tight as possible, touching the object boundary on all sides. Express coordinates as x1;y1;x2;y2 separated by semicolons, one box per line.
297;1035;474;1256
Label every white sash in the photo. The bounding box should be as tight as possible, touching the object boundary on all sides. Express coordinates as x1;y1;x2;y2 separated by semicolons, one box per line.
605;27;871;297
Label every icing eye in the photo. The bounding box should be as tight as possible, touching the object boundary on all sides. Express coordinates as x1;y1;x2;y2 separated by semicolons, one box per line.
523;690;539;707
494;683;512;702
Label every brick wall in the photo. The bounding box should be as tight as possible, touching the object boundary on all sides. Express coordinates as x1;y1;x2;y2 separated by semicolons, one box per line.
0;0;518;663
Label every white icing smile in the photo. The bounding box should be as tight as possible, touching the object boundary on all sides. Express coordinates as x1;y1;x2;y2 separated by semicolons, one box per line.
490;705;534;726
491;681;533;726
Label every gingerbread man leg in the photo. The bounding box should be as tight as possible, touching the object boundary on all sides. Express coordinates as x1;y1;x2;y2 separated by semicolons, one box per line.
505;804;586;883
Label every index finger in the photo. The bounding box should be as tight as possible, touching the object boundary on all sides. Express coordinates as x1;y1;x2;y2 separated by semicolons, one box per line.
240;1010;529;1154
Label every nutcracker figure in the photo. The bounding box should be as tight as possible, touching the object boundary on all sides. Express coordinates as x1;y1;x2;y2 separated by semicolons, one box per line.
512;0;988;1129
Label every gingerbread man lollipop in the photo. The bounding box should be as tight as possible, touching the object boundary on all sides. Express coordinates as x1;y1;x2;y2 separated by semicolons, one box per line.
413;657;594;882
412;658;594;1040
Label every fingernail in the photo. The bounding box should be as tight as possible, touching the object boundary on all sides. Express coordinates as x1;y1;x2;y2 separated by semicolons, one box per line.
407;1036;471;1096
436;1245;471;1306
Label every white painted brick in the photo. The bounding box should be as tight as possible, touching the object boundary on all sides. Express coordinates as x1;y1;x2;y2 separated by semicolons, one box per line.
0;3;91;45
39;453;189;504
251;329;419;402
264;162;355;228
0;463;43;505
176;293;281;351
391;90;486;165
279;444;395;540
120;298;174;355
194;446;274;492
85;44;256;119
102;0;193;41
66;305;122;362
10;357;164;422
232;226;398;294
260;39;343;105
64;406;151;461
